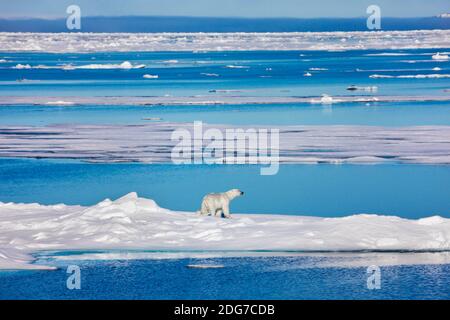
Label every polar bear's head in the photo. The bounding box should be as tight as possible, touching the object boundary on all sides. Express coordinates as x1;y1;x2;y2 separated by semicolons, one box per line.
226;189;244;199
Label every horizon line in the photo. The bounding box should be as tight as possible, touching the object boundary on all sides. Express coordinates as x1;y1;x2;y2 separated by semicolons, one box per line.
0;14;445;21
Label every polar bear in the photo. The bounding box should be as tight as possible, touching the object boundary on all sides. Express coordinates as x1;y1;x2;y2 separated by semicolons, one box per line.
198;189;244;218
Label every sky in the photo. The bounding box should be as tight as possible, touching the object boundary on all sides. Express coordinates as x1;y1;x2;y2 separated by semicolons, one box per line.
0;0;449;19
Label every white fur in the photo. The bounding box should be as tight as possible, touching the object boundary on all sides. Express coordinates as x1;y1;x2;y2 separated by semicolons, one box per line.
198;189;244;218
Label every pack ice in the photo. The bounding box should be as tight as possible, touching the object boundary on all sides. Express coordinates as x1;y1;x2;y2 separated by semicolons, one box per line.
0;193;449;269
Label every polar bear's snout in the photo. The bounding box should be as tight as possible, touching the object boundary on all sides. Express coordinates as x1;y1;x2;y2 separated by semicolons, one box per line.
198;189;244;218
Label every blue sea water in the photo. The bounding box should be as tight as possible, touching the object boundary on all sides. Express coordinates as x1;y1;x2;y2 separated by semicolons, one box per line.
1;16;449;33
0;48;450;299
1;101;450;126
0;159;449;218
0;49;448;218
1;49;449;98
1;253;449;300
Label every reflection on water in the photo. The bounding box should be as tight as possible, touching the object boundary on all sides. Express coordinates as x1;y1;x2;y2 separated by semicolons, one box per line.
38;249;450;268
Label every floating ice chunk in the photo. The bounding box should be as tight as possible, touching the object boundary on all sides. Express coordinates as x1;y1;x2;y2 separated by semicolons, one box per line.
44;100;75;106
201;72;219;77
13;63;32;69
370;73;450;79
320;94;334;104
62;64;76;70
12;61;146;70
399;74;450;78
347;85;378;92
310;94;337;104
143;74;159;79
225;65;249;69
72;61;146;69
303;72;312;77
186;264;225;269
432;52;449;60
369;74;393;78
365;52;410;56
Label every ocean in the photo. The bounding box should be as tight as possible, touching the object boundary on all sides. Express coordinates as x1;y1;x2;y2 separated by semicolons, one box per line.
0;30;449;299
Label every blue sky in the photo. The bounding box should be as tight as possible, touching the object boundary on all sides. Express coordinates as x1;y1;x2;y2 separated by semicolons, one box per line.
1;0;449;18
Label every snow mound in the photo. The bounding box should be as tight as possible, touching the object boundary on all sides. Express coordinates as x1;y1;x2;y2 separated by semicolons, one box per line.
0;193;449;270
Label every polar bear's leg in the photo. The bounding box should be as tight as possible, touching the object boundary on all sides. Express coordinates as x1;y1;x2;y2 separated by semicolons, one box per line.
199;200;209;216
215;209;223;218
222;204;232;219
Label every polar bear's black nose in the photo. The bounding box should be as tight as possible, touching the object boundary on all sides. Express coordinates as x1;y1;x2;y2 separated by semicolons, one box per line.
240;191;244;195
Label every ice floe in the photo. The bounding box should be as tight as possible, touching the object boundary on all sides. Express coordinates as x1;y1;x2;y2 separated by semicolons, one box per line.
1;94;450;106
370;73;450;79
201;72;220;77
11;61;146;70
432;52;449;60
143;74;159;79
2;30;450;53
225;65;250;69
44;100;76;106
12;63;32;69
310;94;339;104
0;123;449;165
346;85;378;92
365;52;412;56
0;192;449;269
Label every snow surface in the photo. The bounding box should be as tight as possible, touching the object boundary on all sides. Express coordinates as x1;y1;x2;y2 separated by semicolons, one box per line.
1;30;450;53
0;192;449;270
